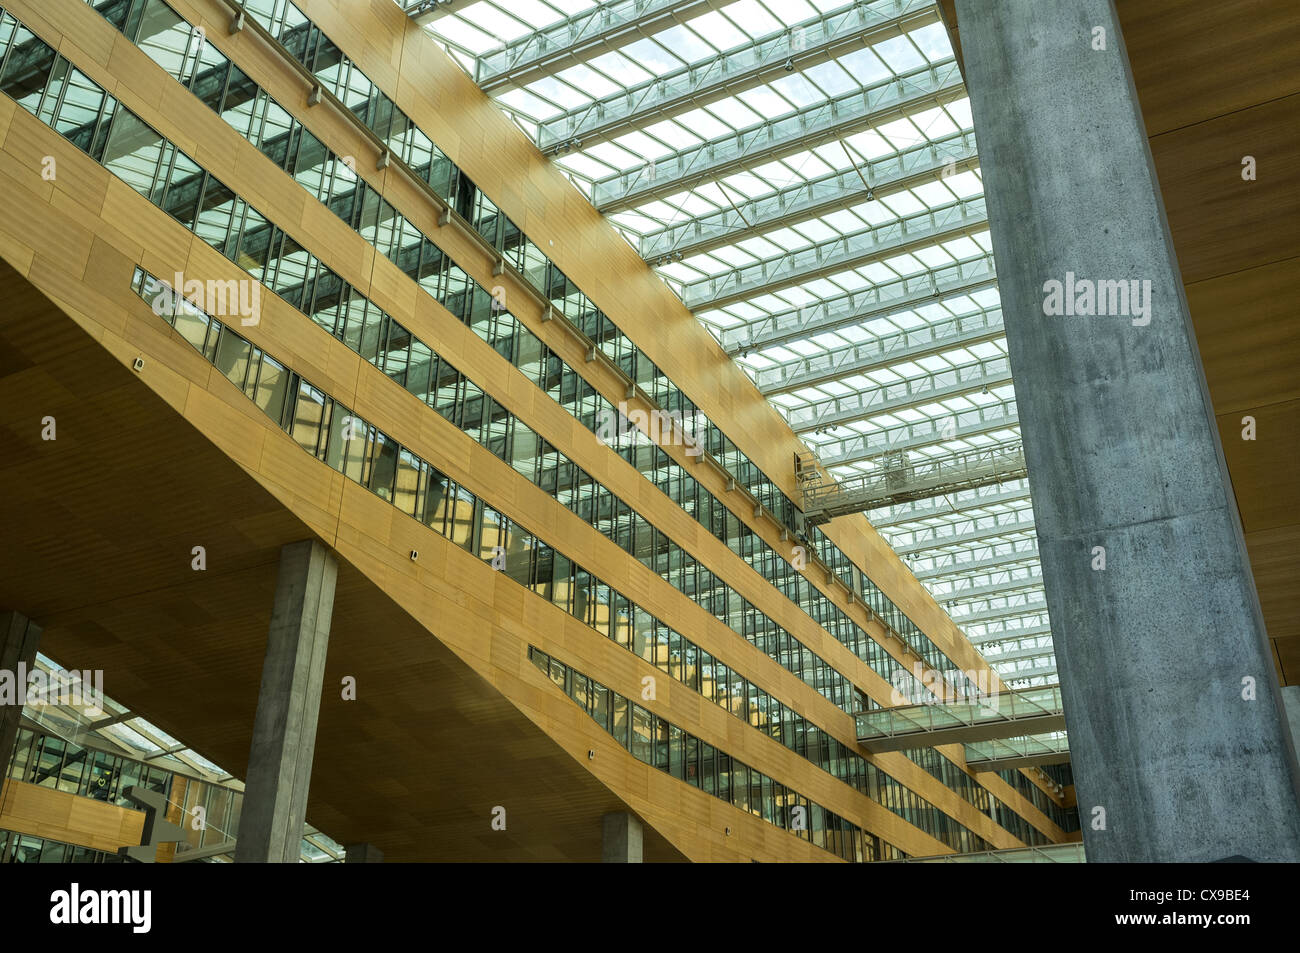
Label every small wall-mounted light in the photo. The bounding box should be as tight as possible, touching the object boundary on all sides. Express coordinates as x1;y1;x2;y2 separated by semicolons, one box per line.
409;550;419;561
624;384;635;400
229;9;245;33
492;258;504;277
437;208;451;227
307;85;322;107
585;346;596;363
587;750;595;760
132;357;145;372
377;149;391;170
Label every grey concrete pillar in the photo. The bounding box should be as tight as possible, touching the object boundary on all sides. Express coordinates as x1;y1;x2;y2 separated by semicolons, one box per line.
344;842;384;863
954;0;1300;861
235;540;338;863
1;611;41;777
1284;687;1300;763
601;811;643;863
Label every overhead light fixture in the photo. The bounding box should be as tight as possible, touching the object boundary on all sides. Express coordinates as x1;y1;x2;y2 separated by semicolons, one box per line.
783;57;795;72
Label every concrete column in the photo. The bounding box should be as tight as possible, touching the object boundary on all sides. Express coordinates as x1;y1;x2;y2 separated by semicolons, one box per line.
235;540;338;863
601;811;643;863
344;842;384;863
1284;687;1300;763
1;611;41;776
954;0;1300;862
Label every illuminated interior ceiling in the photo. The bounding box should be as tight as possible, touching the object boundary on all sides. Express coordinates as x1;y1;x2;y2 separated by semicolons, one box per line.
403;0;1054;688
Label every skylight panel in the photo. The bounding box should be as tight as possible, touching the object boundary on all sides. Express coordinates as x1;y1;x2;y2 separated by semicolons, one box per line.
826;269;870;291
879;191;926;217
971;230;995;251
674;191;725;216
586;141;643;170
941;235;984;260
712;245;759;267
662;256;709;277
913;179;958;208
688;11;751;50
966;339;1003;358
498;87;565;121
771;392;805;408
611;211;662;234
883;252;925;275
793;219;839;243
872;35;927;73
527;76;592;111
817;377;854;396
724;0;785;38
803;60;858;97
668;118;730;153
877;116;925;150
812;141;857;171
456;4;531;42
786;339;823;357
500;0;562;28
624;37;684;76
843;129;895;160
792;386;831;404
556;63;622;100
687;254;735;277
910;105;960;140
913;245;956;268
707;97;764;130
772;74;826;109
612;129;675;161
948;97;974;129
910;21;954;62
588;50;654;87
548;0;600;15
762;226;813;251
555;153;613;180
638;199;688;223
722;300;766;321
810;331;847;350
944;170;985;199
970;287;1002;307
736;235;784;258
784;149;835;180
655;23;719;64
772;285;818;307
700;310;743;328
853;199;897;226
836;48;892;86
804;277;847;299
750;158;800;187
747;293;790;313
856;261;898;285
821;208;866;234
738;86;795;121
435;17;504;56
917;354;955;373
645;119;704;150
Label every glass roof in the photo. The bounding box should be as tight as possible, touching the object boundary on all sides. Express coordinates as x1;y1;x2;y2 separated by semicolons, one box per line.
406;0;1055;689
22;652;344;862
